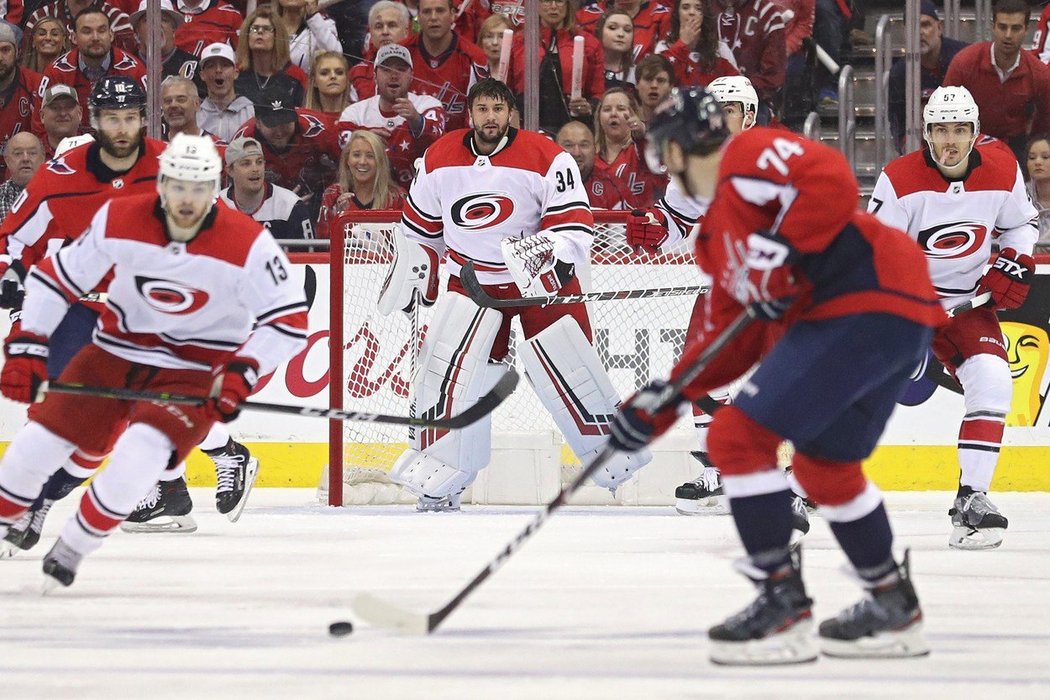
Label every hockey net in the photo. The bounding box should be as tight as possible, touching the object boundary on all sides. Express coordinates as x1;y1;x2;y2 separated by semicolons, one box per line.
324;210;707;506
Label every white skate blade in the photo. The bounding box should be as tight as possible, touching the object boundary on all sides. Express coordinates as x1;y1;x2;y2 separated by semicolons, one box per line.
821;621;930;658
351;593;432;635
709;618;818;666
120;514;198;534
226;456;260;524
949;526;1005;550
675;495;728;516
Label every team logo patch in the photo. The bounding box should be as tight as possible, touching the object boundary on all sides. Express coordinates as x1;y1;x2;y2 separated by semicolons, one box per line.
917;221;988;259
450;192;515;230
135;276;210;315
46;157;75;175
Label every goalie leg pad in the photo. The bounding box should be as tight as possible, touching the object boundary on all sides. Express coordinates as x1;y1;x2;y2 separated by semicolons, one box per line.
411;291;506;473
518;316;652;491
389;448;478;500
377;226;441;316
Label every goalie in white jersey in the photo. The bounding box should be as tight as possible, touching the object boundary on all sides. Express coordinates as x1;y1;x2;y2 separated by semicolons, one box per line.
379;78;651;511
0;134;309;587
869;86;1039;550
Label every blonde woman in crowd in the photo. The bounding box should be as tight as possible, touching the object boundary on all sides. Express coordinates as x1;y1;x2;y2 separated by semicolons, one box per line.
234;7;310;107
478;12;513;79
21;17;68;73
305;50;351;116
317;130;406;239
593;87;666;208
275;0;341;73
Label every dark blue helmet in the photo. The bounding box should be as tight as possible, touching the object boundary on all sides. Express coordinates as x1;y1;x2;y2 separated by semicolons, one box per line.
644;87;729;172
88;76;146;113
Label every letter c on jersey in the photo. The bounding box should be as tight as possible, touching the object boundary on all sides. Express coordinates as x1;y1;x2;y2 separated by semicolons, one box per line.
918;221;988;260
134;276;211;315
450;193;515;230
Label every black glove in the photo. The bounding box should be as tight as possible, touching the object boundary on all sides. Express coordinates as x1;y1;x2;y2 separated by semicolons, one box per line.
608;380;681;453
0;261;26;310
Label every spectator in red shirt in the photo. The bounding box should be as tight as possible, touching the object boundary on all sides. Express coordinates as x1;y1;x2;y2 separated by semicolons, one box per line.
597;10;637;89
556;120;628;209
317;129;406;239
478;12;513;79
710;0;786;121
944;0;1050;162
304;50;350;117
593;86;666;207
657;0;739;87
348;0;411;102
233;6;309;108
21;17;69;74
38;8;147;131
25;0;137;56
506;0;602;134
578;1;672;61
403;0;488;130
173;0;244;58
635;53;675;124
0;24;42;184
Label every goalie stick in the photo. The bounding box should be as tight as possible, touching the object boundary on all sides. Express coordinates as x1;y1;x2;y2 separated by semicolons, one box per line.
459;261;708;309
346;308;756;635
43;371;519;430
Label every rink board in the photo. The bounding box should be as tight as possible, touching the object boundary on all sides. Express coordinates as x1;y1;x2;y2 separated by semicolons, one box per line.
1;259;1050;491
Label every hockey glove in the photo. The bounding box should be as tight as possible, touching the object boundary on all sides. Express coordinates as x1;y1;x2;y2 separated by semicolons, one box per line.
503;235;577;297
608;380;682;453
2;328;49;404
626;209;669;253
211;359;260;423
729;230;801;320
0;261;26;310
978;248;1034;310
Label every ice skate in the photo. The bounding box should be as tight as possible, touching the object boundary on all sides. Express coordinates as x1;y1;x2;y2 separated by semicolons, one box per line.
0;499;55;558
206;439;260;523
708;549;817;665
121;476;198;533
416;492;462;513
42;538;83;591
674;452;726;515
948;487;1008;550
819;550;929;658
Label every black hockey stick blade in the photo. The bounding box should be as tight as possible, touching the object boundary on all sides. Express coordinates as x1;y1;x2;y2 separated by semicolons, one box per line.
345;309;755;636
460;261;707;309
45;370;519;430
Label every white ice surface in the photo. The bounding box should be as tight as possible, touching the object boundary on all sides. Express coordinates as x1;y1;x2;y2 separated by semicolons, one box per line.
2;490;1049;699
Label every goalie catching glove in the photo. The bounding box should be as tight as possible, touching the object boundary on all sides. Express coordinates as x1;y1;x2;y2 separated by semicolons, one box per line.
608;380;683;453
626;209;669;252
503;234;576;297
210;359;259;423
978;248;1033;310
729;229;801;320
1;326;49;404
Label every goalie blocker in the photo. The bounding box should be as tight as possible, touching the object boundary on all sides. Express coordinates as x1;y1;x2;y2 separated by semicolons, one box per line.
387;279;650;509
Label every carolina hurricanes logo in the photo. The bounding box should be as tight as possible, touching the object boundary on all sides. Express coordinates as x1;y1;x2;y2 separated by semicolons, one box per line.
135;276;210;315
917;221;988;259
450;192;515;230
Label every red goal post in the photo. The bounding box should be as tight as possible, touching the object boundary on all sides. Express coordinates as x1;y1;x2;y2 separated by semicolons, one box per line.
326;210;704;507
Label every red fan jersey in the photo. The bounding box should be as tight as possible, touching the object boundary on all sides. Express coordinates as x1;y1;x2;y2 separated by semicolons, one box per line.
174;0;244;57
576;1;672;61
598;140;667;209
335;93;447;187
233;109;341;203
317;183;406;239
0;138;164;275
507;28;605;101
403;32;488;131
0;67;44;183
37;48;148;131
659;41;739;87
583;161;628;210
710;0;786;104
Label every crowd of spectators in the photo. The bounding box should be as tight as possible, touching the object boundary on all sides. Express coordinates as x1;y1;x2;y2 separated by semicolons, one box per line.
1;0;1049;246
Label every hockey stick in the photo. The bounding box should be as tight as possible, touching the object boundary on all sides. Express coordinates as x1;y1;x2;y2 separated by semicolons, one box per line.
347;308;756;635
43;371;519;430
459;261;708;309
922;292;994;395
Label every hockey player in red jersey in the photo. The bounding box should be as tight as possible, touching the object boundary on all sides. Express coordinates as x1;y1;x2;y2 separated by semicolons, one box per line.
609;87;944;663
0;134;308;588
869;86;1038;550
380;78;650;512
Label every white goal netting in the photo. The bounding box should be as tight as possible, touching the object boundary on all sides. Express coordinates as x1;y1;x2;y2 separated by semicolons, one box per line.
324;210;707;506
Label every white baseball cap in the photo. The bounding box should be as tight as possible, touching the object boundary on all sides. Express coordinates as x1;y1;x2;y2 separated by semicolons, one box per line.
375;44;412;69
200;42;236;68
130;0;183;27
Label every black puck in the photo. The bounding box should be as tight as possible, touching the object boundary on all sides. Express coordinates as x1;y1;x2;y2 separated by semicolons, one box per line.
329;621;354;637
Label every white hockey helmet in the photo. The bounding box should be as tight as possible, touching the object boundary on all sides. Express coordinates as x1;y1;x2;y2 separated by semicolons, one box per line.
923;85;980;139
158;133;223;206
54;133;95;157
707;76;759;129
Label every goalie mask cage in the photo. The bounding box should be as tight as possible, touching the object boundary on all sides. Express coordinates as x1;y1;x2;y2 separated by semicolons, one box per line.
326;210;708;507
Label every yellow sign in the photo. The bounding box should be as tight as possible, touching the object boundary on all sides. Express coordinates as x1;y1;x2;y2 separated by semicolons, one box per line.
1002;321;1049;426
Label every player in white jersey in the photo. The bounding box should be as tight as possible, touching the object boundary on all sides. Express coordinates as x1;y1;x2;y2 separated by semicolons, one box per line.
380;78;651;511
0;134;309;587
869;86;1039;550
625;76;808;526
